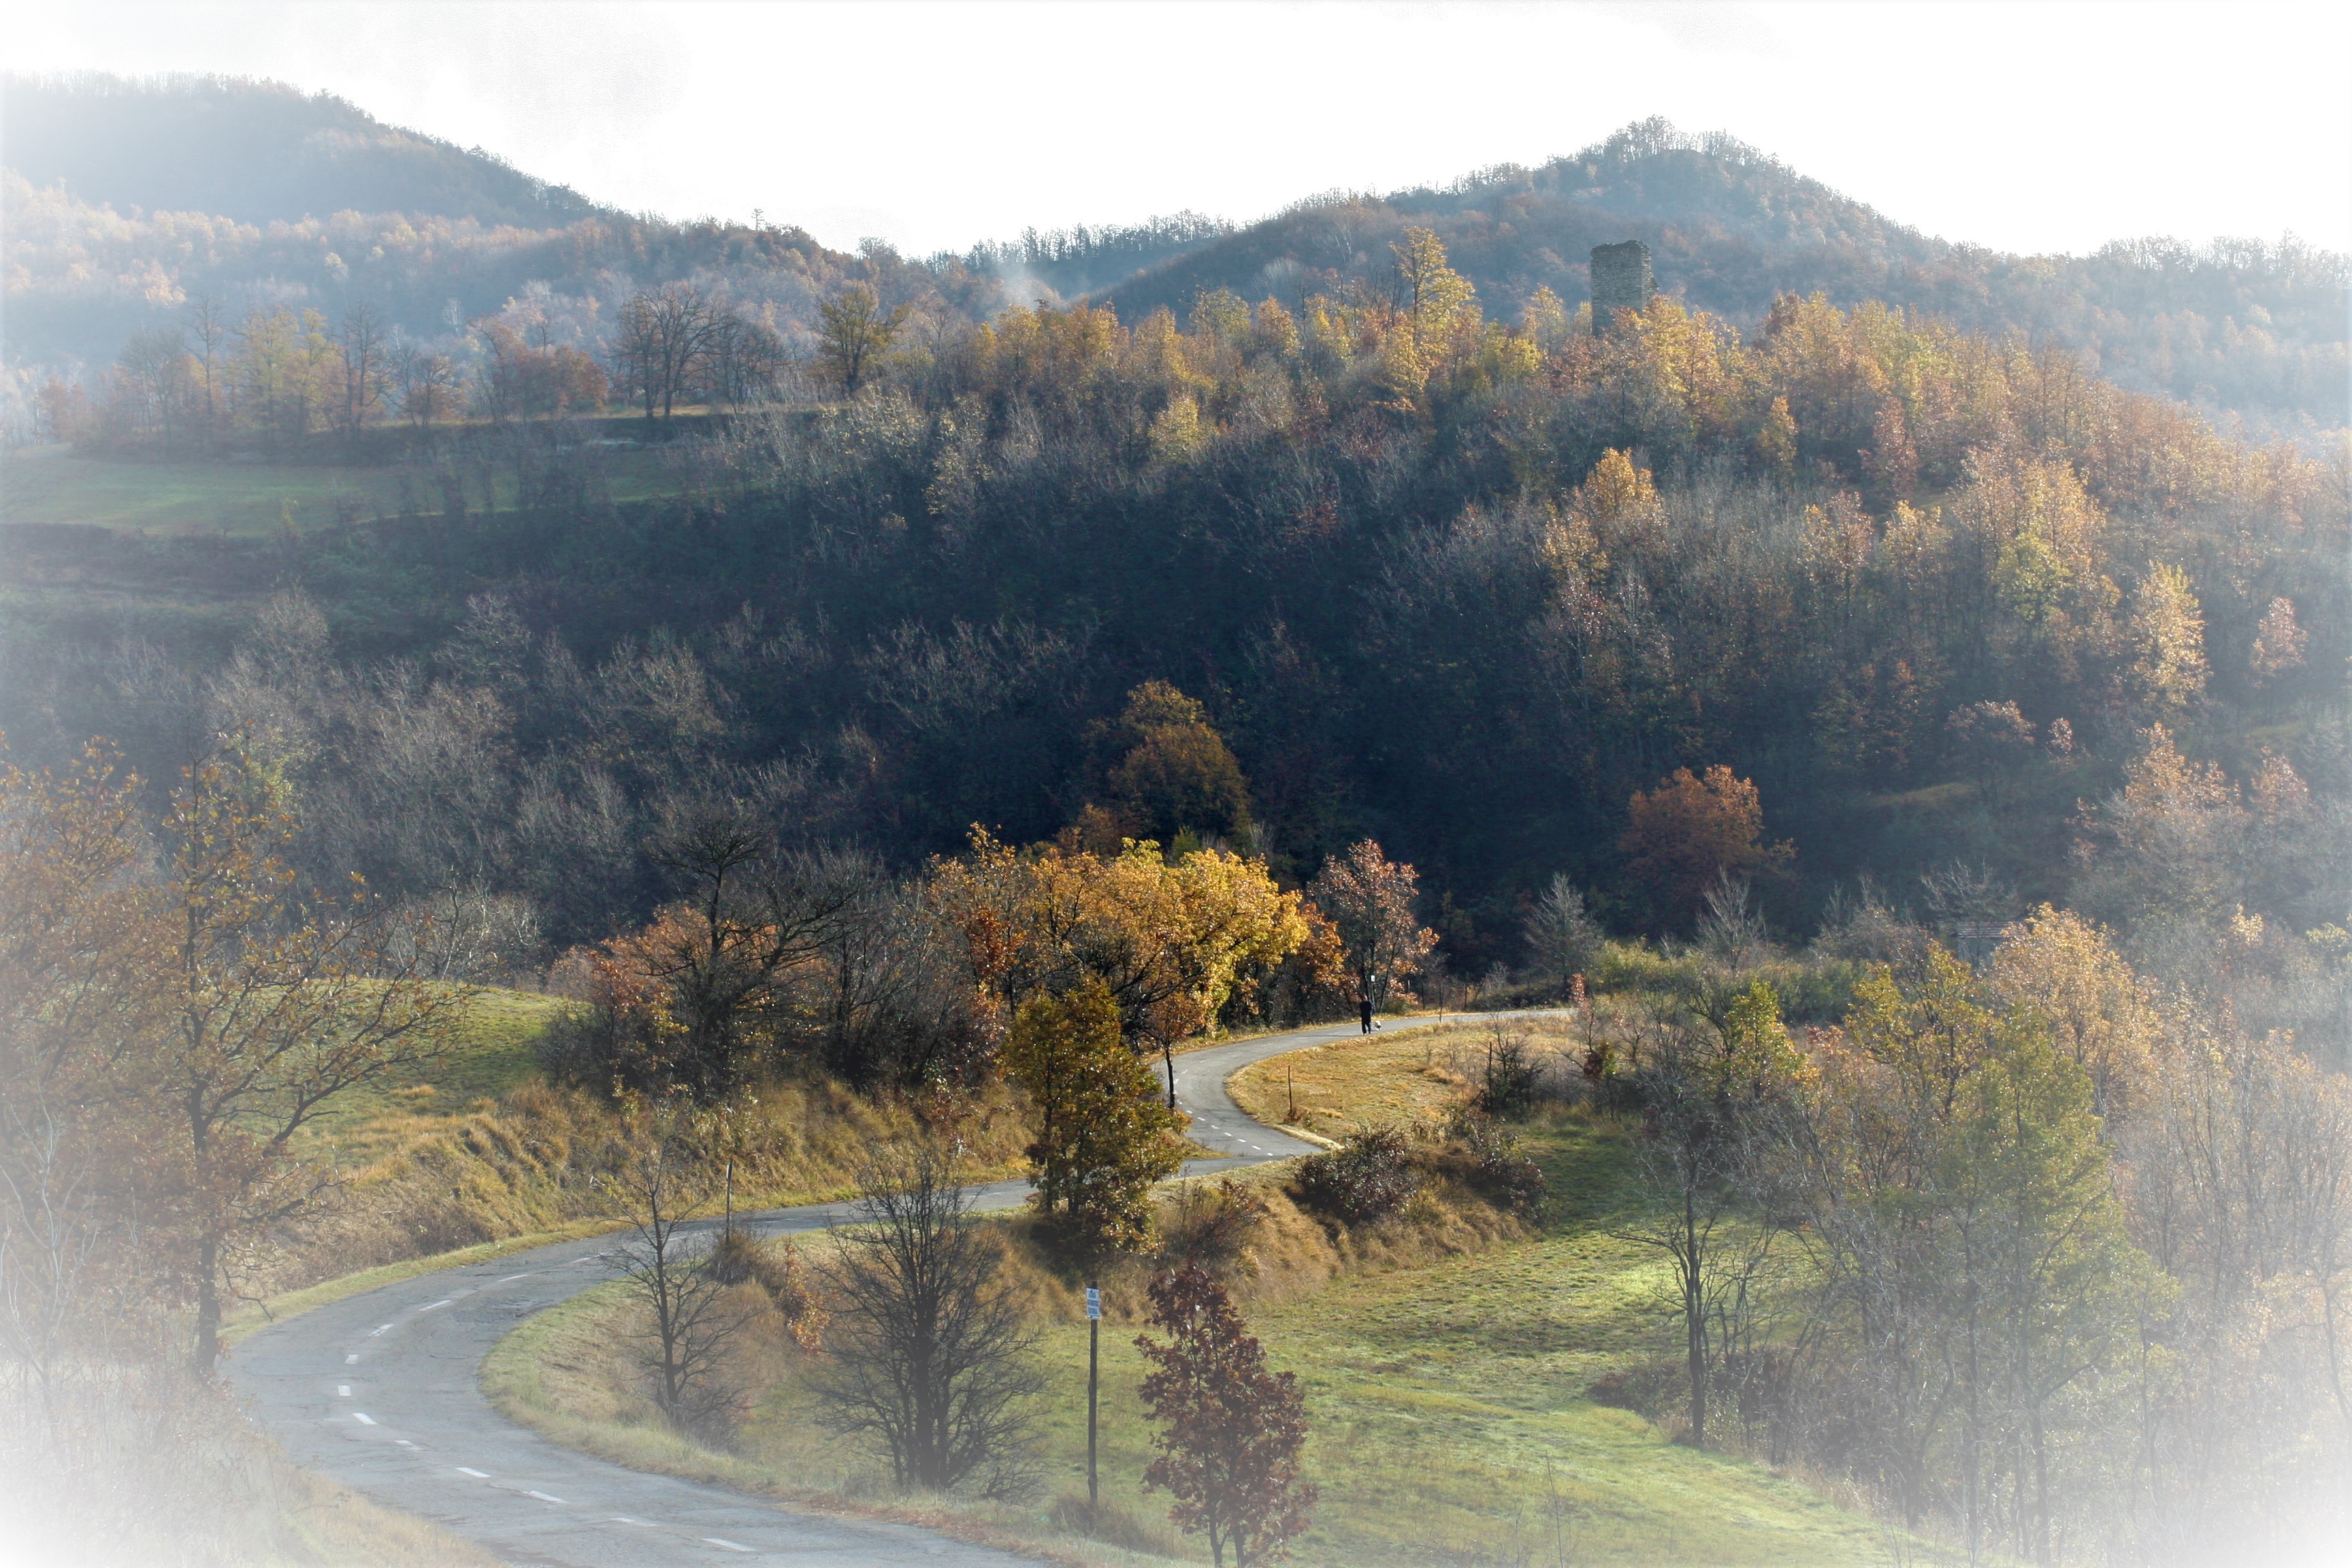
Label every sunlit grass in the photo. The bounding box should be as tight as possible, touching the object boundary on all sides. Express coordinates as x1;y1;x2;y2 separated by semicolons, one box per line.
294;985;569;1162
488;1020;1943;1565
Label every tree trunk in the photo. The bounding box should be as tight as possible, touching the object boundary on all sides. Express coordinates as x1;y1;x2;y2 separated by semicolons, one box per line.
191;1235;221;1374
1684;1186;1706;1448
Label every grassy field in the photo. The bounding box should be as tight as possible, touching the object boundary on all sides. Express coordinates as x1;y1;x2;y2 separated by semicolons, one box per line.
485;1018;1941;1567
295;986;570;1163
1228;1015;1582;1143
2;441;691;535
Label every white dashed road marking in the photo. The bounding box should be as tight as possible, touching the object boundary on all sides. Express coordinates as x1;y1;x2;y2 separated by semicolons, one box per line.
456;1467;489;1478
344;1353;358;1364
337;1385;350;1396
703;1540;753;1552
420;1299;453;1311
527;1490;566;1505
352;1413;376;1426
368;1324;392;1337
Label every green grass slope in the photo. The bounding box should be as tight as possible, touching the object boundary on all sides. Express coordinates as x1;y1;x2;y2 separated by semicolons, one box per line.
484;1060;1940;1565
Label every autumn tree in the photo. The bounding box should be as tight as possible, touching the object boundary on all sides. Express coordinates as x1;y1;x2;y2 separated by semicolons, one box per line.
999;979;1185;1256
931;832;1305;1103
1306;840;1437;1014
1136;1262;1316;1568
151;738;471;1369
1985;906;2158;1122
815;282;910;397
2120;562;2208;727
0;743;162;1396
1088;681;1254;849
1619;766;1791;932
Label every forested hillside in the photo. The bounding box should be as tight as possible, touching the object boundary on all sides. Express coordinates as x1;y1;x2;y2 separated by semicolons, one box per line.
2;73;603;227
7;228;2344;1016
5;76;2352;1568
1104;120;2351;441
4;88;2344;447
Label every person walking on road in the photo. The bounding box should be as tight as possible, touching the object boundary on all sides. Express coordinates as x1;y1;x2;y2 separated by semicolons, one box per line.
1360;993;1374;1034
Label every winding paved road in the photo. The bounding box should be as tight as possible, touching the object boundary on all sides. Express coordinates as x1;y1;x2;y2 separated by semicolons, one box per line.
229;1013;1523;1566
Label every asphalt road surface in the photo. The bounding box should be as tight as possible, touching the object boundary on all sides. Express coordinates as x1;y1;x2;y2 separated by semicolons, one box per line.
229;1011;1545;1567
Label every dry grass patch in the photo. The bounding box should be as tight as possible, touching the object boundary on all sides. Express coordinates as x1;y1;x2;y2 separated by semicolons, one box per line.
1228;1015;1581;1141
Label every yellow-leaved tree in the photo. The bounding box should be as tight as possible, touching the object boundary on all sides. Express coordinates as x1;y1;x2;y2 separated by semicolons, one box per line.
931;830;1306;1105
999;979;1185;1256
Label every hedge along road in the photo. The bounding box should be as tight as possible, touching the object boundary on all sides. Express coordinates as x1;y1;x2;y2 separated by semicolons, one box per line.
229;1011;1550;1567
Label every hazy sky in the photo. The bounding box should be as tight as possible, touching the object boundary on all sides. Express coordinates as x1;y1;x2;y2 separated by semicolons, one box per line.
8;1;2349;258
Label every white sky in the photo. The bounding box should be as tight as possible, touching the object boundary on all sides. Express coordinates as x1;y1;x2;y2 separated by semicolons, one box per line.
5;0;2349;259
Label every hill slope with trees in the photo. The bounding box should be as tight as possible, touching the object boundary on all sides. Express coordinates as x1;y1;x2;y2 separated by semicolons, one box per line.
1099;119;2350;442
2;72;604;228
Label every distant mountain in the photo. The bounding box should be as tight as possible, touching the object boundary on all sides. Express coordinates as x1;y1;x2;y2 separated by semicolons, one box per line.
1;72;604;227
1095;120;2349;438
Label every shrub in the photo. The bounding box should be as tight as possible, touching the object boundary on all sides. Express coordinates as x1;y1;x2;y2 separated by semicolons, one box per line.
1156;1179;1269;1277
1449;1114;1546;1213
1292;1128;1420;1225
1474;1028;1544;1120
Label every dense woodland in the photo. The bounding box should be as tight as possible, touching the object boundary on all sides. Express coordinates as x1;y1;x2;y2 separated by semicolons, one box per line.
10;226;2346;983
3;76;2351;1568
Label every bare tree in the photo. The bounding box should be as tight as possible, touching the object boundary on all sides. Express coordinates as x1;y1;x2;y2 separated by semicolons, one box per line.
811;1139;1042;1497
601;1097;751;1432
1611;1030;1761;1450
186;294;228;447
397;347;463;429
641;803;851;1098
335;304;391;440
1695;872;1769;970
615;284;720;422
1522;872;1603;998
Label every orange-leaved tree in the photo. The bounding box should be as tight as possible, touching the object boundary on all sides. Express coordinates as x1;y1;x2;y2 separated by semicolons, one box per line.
930;830;1305;1104
1618;765;1791;932
1136;1260;1316;1568
1306;840;1437;1014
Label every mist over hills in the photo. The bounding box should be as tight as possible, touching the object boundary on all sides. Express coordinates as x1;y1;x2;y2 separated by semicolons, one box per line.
1;72;603;228
1;76;2345;439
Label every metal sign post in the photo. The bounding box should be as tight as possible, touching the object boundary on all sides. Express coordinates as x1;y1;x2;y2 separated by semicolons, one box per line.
1085;1284;1102;1508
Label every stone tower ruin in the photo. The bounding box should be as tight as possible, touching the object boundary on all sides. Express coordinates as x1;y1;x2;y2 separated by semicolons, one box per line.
1590;240;1654;336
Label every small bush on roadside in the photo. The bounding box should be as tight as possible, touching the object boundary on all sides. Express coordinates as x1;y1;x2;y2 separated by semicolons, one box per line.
1446;1113;1546;1214
1157;1178;1269;1277
1293;1127;1420;1225
1047;1492;1185;1554
706;1229;828;1350
1473;1027;1545;1120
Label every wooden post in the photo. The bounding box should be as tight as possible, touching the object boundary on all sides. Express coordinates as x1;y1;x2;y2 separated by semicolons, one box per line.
1086;1281;1102;1509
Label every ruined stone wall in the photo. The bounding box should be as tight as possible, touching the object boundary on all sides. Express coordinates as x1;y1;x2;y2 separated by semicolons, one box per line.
1590;240;1654;336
